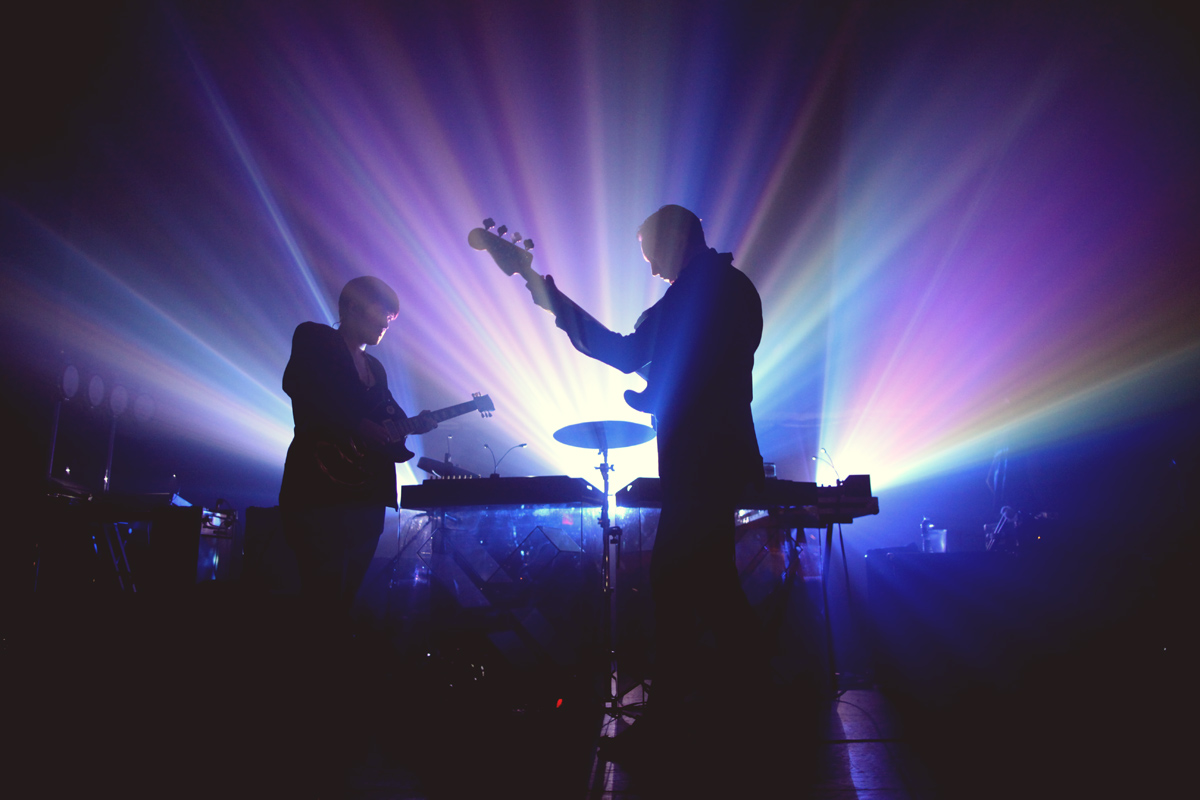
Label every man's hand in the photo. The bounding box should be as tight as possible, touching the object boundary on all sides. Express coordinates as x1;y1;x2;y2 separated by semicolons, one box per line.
524;273;560;313
409;410;439;435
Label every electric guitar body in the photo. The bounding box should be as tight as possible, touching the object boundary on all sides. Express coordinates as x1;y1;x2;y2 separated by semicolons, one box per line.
316;392;495;486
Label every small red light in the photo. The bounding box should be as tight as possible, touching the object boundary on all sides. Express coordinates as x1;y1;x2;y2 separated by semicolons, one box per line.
556;698;563;708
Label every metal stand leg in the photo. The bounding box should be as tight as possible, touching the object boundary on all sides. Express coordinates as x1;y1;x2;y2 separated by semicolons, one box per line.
821;522;837;695
103;522;137;592
595;447;642;720
601;521;623;711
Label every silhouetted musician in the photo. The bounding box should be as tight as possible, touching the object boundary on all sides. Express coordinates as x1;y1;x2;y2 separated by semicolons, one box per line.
524;205;766;759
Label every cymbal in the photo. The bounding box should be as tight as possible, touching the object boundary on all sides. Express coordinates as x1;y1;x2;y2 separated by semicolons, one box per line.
553;420;656;451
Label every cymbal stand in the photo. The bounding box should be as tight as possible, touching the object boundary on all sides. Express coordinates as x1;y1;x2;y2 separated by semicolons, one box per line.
595;444;628;716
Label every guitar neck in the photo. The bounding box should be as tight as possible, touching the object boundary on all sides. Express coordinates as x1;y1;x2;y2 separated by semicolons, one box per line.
510;259;540;284
469;225;539;283
395;400;479;436
430;400;480;424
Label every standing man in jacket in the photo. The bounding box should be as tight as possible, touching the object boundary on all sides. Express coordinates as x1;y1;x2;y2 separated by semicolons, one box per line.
527;205;765;754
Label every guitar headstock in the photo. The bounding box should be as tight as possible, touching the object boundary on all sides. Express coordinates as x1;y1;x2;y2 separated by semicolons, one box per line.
472;391;495;418
468;218;535;279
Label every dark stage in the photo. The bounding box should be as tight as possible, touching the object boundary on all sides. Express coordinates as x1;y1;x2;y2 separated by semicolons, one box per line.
6;416;1196;798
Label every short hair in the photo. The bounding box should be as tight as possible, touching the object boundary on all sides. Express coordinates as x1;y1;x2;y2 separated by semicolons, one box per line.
338;276;399;323
637;204;706;259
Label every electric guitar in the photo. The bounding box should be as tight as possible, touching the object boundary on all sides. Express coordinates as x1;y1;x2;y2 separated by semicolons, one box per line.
316;391;495;486
469;218;654;415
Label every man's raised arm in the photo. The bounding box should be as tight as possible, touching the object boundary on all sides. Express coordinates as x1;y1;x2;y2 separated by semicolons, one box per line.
525;273;652;375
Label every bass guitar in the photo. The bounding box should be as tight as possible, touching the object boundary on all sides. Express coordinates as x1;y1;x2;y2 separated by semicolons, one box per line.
469;218;654;415
467;219;555;311
316;391;495;486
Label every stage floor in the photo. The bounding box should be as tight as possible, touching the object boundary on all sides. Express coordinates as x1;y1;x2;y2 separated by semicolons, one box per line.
8;579;1186;799
318;686;935;799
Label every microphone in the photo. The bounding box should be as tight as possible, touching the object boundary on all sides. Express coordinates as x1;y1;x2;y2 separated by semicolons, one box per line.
485;442;528;478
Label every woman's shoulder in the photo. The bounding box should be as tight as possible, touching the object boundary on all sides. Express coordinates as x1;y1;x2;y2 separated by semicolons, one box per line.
291;321;343;349
293;320;337;339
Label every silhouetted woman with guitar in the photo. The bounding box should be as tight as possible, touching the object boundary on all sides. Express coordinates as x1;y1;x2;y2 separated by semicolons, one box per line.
279;276;438;621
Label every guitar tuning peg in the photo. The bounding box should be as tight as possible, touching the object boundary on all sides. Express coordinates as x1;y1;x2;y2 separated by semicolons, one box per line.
523;239;534;251
483;218;495;230
511;231;522;243
496;224;508;237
